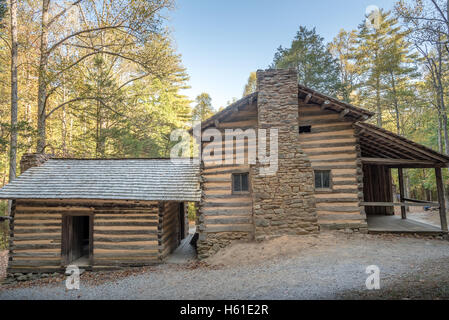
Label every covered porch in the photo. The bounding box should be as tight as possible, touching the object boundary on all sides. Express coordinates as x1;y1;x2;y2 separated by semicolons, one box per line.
356;122;449;234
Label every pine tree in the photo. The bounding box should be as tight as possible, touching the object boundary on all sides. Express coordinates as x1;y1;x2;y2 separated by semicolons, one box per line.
272;26;341;96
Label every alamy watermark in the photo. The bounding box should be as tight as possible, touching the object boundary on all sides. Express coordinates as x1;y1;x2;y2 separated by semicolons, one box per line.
65;265;80;290
365;265;380;290
365;5;381;30
170;121;279;176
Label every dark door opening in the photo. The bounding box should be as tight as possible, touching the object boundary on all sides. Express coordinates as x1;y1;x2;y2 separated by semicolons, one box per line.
62;215;93;266
179;203;185;243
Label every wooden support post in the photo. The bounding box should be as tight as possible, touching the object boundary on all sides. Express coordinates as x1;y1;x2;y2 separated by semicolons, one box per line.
435;167;448;232
398;168;407;219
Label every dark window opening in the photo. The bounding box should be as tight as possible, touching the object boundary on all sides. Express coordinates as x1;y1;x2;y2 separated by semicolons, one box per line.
315;170;331;189
233;173;249;192
299;126;312;133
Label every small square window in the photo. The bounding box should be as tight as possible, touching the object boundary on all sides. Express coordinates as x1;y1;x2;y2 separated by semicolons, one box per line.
232;173;249;192
315;170;331;189
299;126;312;133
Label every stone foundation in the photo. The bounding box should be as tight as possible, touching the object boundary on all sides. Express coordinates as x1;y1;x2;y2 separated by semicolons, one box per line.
196;232;252;260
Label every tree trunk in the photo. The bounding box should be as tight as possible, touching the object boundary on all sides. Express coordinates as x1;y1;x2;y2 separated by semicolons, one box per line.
438;109;444;153
36;0;50;153
9;0;18;182
390;72;400;134
376;76;382;127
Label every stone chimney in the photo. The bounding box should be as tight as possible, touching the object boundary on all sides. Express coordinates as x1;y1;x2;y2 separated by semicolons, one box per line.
251;69;319;240
20;153;50;174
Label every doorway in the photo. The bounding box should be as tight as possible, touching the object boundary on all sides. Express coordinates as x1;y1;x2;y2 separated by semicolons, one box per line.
62;215;93;266
179;203;185;243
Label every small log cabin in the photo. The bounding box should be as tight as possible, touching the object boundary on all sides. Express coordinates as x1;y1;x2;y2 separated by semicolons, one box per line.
1;68;449;270
0;158;200;273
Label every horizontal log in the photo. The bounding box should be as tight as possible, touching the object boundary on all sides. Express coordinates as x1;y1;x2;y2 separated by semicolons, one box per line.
14;216;62;220
94;215;158;220
304;149;356;157
7;267;62;273
94;230;157;235
94;221;158;227
309;124;354;134
13;228;60;234
304;142;356;149
203;168;250;175
94;244;159;250
9;260;61;266
12;252;60;258
11;234;61;241
299;134;355;142
14;222;61;227
94;236;158;242
203;195;251;200
94;252;159;258
315;189;359;194
299;118;349;125
313;165;358;170
13;243;60;250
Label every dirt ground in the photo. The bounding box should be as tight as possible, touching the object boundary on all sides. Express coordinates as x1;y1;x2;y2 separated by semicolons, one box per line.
206;232;341;267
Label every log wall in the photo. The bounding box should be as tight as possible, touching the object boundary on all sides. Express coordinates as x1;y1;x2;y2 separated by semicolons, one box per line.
8;199;183;273
197;103;257;258
298;102;367;230
158;201;181;259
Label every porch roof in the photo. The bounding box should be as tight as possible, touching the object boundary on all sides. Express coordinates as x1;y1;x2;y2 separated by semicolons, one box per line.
355;122;449;168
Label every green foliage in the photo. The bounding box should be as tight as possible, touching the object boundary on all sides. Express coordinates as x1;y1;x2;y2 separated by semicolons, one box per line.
192;93;214;121
243;72;257;96
272;26;341;96
187;202;196;222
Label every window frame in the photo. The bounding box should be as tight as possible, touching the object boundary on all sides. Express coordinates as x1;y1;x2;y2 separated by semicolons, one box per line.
232;172;250;194
314;170;332;191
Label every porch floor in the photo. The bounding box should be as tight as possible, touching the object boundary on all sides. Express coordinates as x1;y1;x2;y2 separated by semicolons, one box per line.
367;215;444;234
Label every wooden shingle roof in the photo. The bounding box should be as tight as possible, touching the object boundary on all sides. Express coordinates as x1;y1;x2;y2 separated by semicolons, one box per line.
0;159;201;201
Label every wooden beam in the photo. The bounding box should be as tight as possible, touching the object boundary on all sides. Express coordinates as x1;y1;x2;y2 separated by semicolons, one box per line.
360;202;439;207
398;168;407;219
435;167;448;232
361;157;439;167
321;100;331;110
339;109;350;119
304;93;312;104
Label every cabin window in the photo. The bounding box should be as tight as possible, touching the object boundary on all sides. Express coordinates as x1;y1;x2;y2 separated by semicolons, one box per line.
315;170;331;189
299;126;312;134
232;173;249;193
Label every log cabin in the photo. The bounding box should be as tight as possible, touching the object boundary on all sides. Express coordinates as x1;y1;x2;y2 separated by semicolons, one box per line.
1;68;449;270
194;69;449;258
0;158;199;273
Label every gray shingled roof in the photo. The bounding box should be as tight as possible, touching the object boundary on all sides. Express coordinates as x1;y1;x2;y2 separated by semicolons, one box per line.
0;159;201;201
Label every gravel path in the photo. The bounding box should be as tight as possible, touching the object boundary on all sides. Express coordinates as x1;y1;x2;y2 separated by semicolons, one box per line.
1;234;449;300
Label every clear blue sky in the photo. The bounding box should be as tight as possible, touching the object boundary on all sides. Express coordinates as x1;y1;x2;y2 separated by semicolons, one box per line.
167;0;396;110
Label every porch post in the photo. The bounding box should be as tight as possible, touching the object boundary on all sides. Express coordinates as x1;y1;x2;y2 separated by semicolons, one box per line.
435;167;448;232
398;168;407;219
